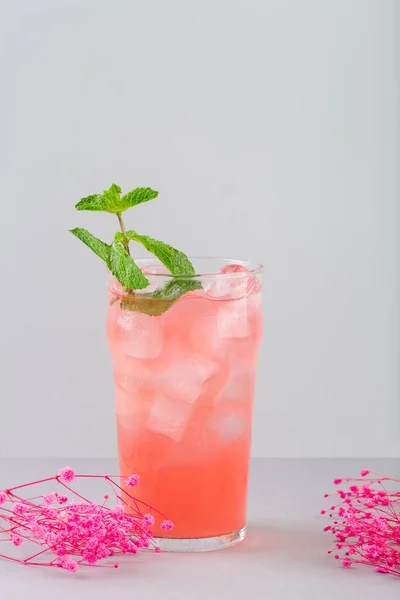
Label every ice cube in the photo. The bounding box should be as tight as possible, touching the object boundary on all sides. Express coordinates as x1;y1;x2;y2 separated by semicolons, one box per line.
189;313;227;357
116;311;163;359
203;278;234;299
114;357;150;393
147;395;193;442
153;351;217;403
115;385;135;419
204;264;252;300
217;298;249;338
219;264;249;276
210;413;245;442
214;358;256;404
215;375;249;403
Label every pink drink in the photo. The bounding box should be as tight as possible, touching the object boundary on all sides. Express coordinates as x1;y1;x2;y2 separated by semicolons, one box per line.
107;259;262;550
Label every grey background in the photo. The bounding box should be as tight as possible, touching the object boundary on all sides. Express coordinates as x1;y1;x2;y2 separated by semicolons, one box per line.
0;0;399;458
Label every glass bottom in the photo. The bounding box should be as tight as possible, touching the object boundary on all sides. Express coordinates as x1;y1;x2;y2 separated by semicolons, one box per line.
153;526;246;552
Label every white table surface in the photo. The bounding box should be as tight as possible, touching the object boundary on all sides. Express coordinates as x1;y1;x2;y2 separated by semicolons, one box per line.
0;458;398;599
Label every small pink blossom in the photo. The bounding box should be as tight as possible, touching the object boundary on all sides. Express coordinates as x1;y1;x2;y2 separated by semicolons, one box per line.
12;534;22;547
142;513;155;527
160;519;174;531
342;558;351;568
0;491;8;505
43;493;56;505
13;502;28;516
56;494;68;505
58;467;75;483
360;470;370;477
125;474;140;488
59;555;78;572
333;479;342;485
111;505;125;517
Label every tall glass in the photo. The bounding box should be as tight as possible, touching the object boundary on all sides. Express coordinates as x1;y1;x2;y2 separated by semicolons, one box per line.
107;258;263;551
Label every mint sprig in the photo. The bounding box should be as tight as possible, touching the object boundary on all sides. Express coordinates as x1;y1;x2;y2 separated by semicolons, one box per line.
71;183;200;315
75;184;158;214
69;228;150;290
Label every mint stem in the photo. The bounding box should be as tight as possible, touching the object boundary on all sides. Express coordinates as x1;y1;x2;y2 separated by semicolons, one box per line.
116;213;130;255
116;212;134;298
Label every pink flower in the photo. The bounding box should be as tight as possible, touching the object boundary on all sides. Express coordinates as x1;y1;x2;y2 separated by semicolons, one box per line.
360;470;370;477
125;474;140;488
0;490;8;505
58;467;75;483
142;514;155;527
12;534;22;547
56;494;68;505
59;555;78;572
160;519;174;531
342;558;351;568
13;502;27;516
111;505;125;518
43;493;56;505
333;479;342;485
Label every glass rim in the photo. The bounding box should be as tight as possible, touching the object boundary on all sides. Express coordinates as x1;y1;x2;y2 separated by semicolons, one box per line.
128;256;264;280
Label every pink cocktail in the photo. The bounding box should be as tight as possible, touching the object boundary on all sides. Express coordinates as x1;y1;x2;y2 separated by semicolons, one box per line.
107;258;263;551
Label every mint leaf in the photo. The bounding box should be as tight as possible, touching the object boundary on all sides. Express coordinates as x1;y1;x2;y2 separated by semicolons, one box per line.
153;279;201;299
120;280;201;316
102;183;122;213
123;231;196;275
74;185;157;215
75;194;108;212
119;188;158;212
70;228;110;263
109;240;149;289
120;296;175;316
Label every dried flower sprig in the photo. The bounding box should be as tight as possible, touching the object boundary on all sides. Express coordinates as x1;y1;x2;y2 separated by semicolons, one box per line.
0;466;174;572
323;470;400;577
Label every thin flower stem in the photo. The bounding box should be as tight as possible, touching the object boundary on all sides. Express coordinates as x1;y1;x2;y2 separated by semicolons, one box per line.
106;477;166;518
8;477;56;492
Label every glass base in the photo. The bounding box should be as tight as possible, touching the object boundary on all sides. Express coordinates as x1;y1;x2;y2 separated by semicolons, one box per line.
153;526;246;552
